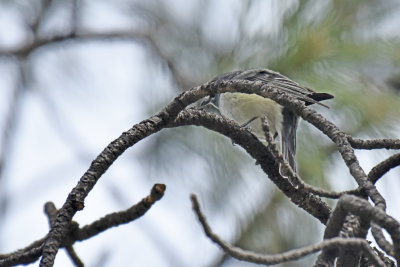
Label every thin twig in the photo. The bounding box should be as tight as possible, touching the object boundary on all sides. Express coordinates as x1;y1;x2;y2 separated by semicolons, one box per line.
44;202;58;228
369;153;400;184
261;117;356;199
349;137;400;150
331;153;400;199
371;226;395;257
74;184;166;241
65;246;84;267
367;153;400;256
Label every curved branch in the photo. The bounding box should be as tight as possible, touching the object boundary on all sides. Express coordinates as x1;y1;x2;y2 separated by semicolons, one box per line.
169;109;331;223
38;80;210;266
371;226;395;257
190;194;384;267
367;153;400;257
369;152;400;184
319;195;400;264
334;152;400;199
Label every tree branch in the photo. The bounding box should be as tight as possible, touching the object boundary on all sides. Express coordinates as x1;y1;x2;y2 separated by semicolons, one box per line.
371;225;395;258
317;195;400;265
44;202;84;267
64;246;84;267
367;153;400;258
349;137;400;150
335;152;400;201
169;109;331;223
190;194;384;266
261;117;353;199
74;184;166;241
369;153;400;184
0;184;165;266
0;238;45;266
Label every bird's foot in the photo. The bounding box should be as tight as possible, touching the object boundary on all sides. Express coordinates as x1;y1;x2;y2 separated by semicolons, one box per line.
240;116;258;128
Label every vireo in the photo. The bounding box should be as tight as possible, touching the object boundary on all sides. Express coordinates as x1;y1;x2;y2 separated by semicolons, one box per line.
204;69;333;174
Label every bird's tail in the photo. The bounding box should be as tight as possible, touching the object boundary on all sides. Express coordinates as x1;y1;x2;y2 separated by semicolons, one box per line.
280;108;298;176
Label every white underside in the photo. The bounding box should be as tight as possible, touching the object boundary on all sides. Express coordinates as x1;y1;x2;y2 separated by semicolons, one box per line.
219;93;283;141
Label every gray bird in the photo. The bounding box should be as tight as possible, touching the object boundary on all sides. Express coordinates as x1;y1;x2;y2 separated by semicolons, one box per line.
205;69;333;174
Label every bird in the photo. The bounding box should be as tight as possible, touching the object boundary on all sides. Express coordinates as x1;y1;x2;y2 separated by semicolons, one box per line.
204;68;333;175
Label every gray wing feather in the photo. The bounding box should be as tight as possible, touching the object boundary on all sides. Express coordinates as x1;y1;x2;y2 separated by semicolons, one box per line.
211;69;333;106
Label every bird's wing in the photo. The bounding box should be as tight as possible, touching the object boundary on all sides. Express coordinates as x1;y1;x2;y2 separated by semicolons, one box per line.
212;69;333;107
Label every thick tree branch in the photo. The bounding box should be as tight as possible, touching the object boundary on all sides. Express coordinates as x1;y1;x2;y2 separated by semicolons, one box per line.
317;195;400;265
169;109;331;223
44;202;84;267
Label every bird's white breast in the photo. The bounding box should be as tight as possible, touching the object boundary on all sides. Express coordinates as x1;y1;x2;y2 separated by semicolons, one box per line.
219;93;283;140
